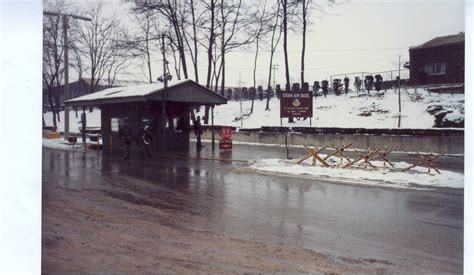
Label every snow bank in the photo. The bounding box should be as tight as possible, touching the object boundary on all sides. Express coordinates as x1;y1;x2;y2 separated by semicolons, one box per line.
42;138;83;151
42;137;102;151
443;110;464;123
246;157;463;190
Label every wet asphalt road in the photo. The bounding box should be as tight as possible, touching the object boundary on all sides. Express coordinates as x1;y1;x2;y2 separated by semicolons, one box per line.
42;144;463;272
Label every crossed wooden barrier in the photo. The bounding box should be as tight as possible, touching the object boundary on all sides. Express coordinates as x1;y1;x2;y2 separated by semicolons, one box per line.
297;145;329;167
297;143;443;174
401;152;444;174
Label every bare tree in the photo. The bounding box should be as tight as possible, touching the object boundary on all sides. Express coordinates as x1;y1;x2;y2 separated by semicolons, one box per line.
134;0;190;80
201;0;251;123
252;0;268;89
219;0;249;96
182;0;201;83
249;0;268;114
198;0;217;124
281;0;290;91
72;1;118;93
168;35;182;80
300;0;311;87
43;0;68;127
204;0;218;90
127;9;160;83
266;0;283;111
280;0;293;122
101;23;136;87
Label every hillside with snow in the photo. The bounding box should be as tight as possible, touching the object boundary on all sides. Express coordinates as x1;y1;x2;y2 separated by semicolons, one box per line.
44;88;464;133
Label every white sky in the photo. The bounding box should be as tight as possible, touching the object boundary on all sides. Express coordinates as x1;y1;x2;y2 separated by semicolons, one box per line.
92;0;466;87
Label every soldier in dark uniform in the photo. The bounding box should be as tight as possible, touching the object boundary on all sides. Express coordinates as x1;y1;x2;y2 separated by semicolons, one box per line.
193;116;204;150
137;122;153;159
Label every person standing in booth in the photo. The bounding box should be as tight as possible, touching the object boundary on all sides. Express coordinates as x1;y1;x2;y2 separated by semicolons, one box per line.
193;116;204;150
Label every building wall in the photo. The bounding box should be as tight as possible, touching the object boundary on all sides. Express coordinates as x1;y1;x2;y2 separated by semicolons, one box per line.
409;43;464;85
100;101;191;154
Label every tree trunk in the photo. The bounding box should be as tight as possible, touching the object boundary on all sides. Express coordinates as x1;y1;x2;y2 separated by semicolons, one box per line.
54;91;61;123
204;0;216;125
220;0;226;98
282;0;293;123
145;31;153;83
266;51;274;111
47;88;57;127
191;0;199;83
206;1;215;89
220;53;225;97
300;0;307;87
251;97;255;114
266;3;281;111
252;37;260;89
177;41;188;79
282;0;290;88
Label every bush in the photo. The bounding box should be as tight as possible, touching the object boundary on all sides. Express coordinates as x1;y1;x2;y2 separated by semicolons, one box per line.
426;105;444;115
433;110;464;128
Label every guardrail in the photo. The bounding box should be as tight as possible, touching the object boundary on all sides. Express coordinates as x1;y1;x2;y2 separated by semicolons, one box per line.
201;125;464;137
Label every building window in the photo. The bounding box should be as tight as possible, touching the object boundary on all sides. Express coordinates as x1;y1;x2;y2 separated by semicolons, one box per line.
435;63;446;75
424;62;446;75
111;118;119;133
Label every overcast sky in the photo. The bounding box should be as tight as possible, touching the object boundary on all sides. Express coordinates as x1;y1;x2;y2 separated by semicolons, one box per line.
226;0;466;87
76;0;466;87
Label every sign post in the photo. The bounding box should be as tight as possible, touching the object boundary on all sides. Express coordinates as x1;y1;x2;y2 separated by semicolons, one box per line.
280;90;313;118
219;127;233;150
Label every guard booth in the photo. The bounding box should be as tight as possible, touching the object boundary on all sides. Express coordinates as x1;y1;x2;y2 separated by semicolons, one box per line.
65;79;227;153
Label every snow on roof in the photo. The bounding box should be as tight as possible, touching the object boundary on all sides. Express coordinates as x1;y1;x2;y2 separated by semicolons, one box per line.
411;33;465;50
66;79;192;103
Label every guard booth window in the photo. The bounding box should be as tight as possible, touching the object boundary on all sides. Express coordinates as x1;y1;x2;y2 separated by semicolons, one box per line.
166;114;188;133
111;118;119;133
111;117;128;135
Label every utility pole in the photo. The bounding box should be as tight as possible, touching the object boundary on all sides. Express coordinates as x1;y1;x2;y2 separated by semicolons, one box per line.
161;34;168;149
43;11;91;141
63;15;70;140
398;55;401;128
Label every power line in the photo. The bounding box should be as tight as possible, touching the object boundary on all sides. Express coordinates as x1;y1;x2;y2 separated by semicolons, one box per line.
177;47;408;54
218;47;409;53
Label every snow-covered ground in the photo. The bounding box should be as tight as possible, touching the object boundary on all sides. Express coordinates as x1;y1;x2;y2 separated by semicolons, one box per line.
212;88;464;128
244;157;463;190
42;138;85;151
43;88;464;131
43;108;101;133
42;137;102;151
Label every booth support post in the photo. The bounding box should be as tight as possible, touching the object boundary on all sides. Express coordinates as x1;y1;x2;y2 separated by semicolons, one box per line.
211;105;215;151
81;106;86;150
